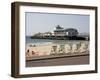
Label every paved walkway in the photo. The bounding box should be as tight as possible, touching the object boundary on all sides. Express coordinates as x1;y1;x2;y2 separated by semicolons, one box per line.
26;54;89;67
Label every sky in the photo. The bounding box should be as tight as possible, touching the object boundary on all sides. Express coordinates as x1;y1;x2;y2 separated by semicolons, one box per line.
25;12;90;36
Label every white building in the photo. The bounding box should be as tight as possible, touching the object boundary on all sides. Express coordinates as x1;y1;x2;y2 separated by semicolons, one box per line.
54;25;78;37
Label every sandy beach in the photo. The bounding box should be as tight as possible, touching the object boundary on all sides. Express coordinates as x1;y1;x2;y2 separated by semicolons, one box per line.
26;41;89;59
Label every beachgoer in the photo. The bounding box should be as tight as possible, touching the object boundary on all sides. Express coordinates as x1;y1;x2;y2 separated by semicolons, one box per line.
32;51;35;55
26;49;30;57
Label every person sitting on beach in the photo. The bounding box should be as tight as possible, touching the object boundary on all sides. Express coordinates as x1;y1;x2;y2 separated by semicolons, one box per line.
32;51;35;55
29;44;36;47
30;50;39;56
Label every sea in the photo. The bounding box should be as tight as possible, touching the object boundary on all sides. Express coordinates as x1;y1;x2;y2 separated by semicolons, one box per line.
26;36;88;45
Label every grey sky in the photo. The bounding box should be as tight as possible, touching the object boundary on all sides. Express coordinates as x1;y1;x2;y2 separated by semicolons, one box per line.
25;12;89;36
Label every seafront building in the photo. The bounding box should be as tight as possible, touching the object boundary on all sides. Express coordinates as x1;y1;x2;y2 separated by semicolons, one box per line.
34;25;79;37
54;25;78;37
